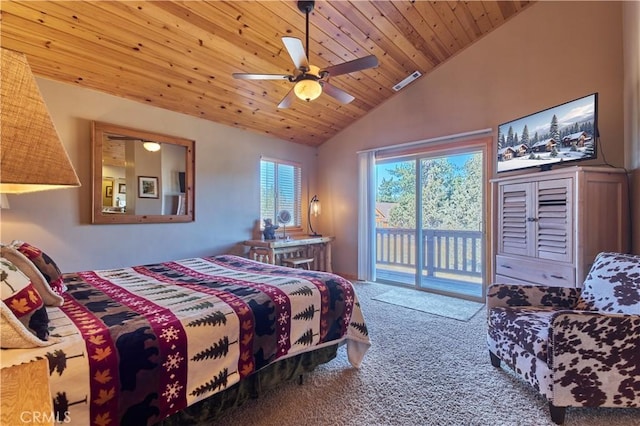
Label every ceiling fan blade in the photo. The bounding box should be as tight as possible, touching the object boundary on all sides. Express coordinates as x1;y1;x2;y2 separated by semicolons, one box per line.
282;37;309;70
277;87;297;109
321;55;379;77
232;73;291;80
321;82;355;104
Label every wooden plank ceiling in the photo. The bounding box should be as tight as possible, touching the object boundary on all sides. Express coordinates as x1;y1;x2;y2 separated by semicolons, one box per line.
1;1;533;147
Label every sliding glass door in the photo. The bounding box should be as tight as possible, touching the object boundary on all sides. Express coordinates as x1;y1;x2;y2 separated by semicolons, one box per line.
375;159;417;286
375;149;485;300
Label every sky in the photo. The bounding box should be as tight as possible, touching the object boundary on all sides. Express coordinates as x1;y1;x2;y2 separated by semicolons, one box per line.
498;93;596;139
376;153;473;189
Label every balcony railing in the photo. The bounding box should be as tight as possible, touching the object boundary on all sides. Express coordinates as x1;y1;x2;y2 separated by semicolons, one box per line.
376;228;483;279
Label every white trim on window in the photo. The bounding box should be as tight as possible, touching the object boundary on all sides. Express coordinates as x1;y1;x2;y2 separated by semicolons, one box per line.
260;157;302;229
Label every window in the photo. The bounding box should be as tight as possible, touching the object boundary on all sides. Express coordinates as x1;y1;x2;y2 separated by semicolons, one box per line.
260;158;302;228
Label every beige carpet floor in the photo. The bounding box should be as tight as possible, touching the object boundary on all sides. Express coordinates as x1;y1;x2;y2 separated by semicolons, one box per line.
212;281;639;426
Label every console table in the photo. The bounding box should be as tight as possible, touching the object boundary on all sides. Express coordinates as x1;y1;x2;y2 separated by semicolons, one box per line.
243;236;334;272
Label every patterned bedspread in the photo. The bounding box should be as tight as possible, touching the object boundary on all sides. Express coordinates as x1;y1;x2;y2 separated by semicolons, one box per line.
1;255;370;426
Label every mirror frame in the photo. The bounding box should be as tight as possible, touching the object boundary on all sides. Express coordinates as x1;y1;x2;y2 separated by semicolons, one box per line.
91;121;195;224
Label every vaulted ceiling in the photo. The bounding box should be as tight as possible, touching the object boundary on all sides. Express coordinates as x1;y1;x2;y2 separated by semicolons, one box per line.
1;1;533;147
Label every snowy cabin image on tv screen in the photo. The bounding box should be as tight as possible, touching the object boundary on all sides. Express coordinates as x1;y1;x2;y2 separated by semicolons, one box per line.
496;93;597;173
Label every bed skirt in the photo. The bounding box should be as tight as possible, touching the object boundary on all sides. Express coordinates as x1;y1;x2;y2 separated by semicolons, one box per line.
157;344;338;425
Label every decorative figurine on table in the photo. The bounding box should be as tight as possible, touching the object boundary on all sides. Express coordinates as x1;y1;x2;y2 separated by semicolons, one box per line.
262;218;279;240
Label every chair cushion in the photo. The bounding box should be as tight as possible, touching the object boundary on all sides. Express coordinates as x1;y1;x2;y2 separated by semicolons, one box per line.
575;252;640;314
488;306;558;363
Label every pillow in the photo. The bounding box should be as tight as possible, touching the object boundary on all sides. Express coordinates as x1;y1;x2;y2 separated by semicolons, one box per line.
575;252;640;314
0;304;54;349
11;240;67;296
0;245;64;307
0;257;52;348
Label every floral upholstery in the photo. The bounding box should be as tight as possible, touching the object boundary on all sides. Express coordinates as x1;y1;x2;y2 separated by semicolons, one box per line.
487;252;640;424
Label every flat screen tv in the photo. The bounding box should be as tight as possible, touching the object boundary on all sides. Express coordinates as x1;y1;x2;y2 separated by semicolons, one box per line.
496;93;598;173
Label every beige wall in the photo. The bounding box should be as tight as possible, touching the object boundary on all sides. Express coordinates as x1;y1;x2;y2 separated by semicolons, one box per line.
0;79;318;272
2;2;635;274
623;1;640;254
318;1;632;276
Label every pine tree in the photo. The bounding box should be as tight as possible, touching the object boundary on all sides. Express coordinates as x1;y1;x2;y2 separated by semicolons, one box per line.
506;126;514;147
293;304;316;320
187;311;228;327
167;296;200;306
290;286;313;297
549;114;560;144
155;292;190;301
294;329;315;346
143;288;178;297
191;336;235;361
521;125;530;147
350;321;369;336
178;300;215;312
190;369;231;397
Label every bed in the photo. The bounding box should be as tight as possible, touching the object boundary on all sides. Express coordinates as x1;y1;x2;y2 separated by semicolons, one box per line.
1;248;370;426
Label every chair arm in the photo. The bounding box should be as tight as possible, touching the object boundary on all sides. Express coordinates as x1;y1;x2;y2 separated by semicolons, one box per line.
548;311;640;407
486;283;581;311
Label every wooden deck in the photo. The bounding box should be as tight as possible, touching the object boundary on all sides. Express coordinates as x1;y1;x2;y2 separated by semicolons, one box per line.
376;267;484;301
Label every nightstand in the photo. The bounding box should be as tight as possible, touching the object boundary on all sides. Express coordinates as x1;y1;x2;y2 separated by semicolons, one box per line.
1;358;53;425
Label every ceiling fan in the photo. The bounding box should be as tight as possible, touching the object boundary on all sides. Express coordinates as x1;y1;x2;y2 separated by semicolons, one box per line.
232;0;379;109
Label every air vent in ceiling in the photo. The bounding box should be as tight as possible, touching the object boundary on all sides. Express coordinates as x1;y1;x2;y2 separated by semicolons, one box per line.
392;71;422;92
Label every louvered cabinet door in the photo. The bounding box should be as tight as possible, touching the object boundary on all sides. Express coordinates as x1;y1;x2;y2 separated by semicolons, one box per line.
534;178;573;262
492;166;629;288
497;182;532;257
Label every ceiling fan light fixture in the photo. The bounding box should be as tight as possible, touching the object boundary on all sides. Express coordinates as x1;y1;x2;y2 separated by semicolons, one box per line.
294;78;322;102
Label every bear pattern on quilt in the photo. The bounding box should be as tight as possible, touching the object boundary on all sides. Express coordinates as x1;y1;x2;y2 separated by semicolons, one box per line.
36;255;369;426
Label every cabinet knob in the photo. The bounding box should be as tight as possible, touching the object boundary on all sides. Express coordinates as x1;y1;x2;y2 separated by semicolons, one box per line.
527;217;538;222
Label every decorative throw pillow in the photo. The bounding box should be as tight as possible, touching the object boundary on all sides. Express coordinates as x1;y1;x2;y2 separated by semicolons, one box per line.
11;240;67;296
0;256;51;347
575;252;640;314
0;245;64;307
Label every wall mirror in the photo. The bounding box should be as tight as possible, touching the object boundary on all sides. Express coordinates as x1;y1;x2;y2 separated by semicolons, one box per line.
92;121;195;224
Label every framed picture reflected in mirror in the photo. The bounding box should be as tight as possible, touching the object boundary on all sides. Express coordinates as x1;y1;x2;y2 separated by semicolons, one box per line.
138;176;159;199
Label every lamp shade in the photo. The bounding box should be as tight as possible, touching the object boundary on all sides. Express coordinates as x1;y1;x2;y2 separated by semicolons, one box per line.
308;194;322;237
294;79;322;102
293;65;322;102
1;48;81;194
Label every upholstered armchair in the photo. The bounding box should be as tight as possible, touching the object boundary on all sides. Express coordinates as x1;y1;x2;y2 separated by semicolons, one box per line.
486;252;640;424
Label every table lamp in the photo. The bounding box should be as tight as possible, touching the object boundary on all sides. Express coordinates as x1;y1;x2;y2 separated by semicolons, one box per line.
308;194;321;236
1;48;80;195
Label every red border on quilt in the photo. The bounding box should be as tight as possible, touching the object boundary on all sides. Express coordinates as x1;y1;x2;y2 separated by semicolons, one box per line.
61;293;120;426
79;271;189;421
